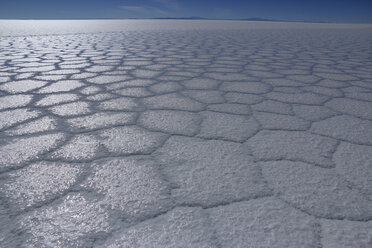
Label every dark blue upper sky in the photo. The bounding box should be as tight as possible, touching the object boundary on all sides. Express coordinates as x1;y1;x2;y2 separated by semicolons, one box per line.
1;0;372;23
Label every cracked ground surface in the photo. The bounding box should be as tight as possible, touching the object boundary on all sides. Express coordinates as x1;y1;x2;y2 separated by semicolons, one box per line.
0;20;372;247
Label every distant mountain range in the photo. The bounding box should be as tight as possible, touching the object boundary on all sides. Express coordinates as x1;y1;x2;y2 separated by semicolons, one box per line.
151;17;278;21
239;18;281;22
149;17;328;23
3;17;329;23
151;17;208;20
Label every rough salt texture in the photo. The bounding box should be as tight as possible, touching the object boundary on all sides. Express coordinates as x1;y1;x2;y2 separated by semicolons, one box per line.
100;207;218;248
0;20;371;247
0;162;81;211
154;136;270;207
321;219;372;248
261;161;372;221
207;198;318;248
82;157;173;222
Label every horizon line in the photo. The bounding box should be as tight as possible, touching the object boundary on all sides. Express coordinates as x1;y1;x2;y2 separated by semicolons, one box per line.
0;17;371;24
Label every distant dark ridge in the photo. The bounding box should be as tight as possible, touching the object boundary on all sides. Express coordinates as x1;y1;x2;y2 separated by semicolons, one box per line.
0;17;331;23
151;17;330;23
239;17;282;22
150;17;330;23
151;17;207;20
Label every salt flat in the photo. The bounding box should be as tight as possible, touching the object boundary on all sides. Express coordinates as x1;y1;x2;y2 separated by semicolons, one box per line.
0;20;372;248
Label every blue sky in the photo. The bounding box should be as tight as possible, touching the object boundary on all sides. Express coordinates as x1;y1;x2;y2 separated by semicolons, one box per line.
1;0;372;23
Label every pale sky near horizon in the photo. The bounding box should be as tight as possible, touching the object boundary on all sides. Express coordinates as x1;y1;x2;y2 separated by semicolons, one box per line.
1;0;372;23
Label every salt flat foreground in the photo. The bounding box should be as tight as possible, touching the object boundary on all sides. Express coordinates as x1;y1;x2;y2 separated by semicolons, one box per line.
0;20;372;247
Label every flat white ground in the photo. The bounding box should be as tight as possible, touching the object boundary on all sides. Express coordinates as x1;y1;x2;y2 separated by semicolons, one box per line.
0;20;372;248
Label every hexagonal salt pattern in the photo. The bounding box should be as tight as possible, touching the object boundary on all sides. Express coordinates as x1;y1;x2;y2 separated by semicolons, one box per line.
0;133;65;171
19;193;111;248
321;219;372;248
261;161;372;221
100;207;218;248
0;162;81;211
0;20;372;247
207;198;319;248
155;136;270;207
82;157;173;222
